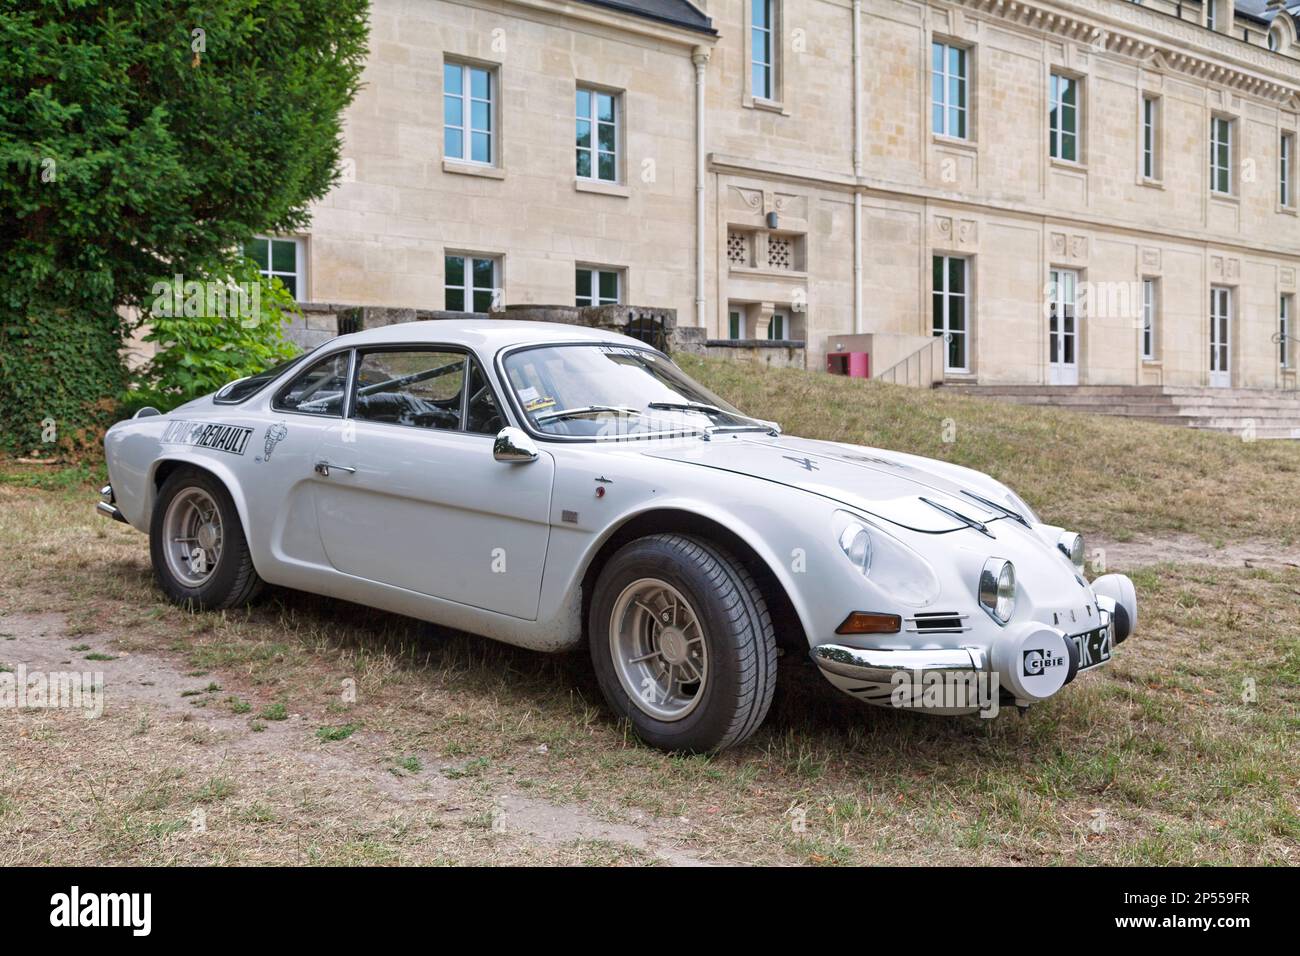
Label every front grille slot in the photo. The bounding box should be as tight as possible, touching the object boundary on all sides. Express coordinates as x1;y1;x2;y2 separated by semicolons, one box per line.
905;612;970;634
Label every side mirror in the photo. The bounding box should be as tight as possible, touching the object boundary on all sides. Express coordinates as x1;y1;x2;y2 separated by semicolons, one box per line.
493;426;538;463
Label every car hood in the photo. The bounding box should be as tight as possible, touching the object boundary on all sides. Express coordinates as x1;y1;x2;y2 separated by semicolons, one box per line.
640;435;1016;533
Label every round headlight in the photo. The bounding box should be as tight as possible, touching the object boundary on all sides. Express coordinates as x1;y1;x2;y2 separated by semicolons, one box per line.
1057;531;1085;572
838;522;872;574
979;558;1016;624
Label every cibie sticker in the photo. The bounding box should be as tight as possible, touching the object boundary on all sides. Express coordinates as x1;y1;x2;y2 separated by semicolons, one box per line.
524;397;556;413
161;420;254;456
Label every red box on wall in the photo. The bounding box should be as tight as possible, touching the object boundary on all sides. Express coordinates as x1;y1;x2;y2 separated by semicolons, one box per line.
826;352;869;378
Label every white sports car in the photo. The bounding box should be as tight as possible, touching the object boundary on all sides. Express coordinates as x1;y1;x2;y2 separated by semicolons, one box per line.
99;320;1138;752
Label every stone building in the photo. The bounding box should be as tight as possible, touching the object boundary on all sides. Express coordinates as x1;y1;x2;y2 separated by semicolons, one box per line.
260;0;1300;390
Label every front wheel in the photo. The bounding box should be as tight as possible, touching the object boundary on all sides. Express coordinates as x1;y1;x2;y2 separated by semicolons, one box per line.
589;533;777;753
150;467;263;610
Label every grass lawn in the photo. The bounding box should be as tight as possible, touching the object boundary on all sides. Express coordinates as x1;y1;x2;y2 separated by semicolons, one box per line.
0;359;1297;865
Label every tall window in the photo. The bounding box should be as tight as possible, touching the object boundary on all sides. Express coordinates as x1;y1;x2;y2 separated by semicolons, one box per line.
444;62;494;165
1210;116;1233;195
245;236;303;299
1282;296;1293;368
576;88;618;183
728;309;744;339
931;43;969;139
1142;279;1157;361
1282;132;1295;208
932;255;969;372
1049;73;1080;162
576;267;620;307
751;0;775;100
768;312;786;340
1142;95;1159;180
445;255;498;312
1206;0;1219;31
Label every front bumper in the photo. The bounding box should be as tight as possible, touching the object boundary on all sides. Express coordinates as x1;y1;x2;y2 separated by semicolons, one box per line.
811;573;1136;711
96;484;127;523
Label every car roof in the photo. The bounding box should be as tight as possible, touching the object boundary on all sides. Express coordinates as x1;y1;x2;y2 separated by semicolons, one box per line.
329;318;653;353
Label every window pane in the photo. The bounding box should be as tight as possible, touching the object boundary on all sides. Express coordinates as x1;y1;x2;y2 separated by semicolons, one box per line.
471;131;490;164
575;118;591;150
445;128;463;160
245;239;269;270
948;258;965;295
576;89;591;119
598;270;618;302
949;332;964;370
446;288;465;311
473;289;494;313
279;275;297;298
271;239;296;273
355;350;466;431
752;0;768;29
444;64;463;95
445;256;464;288
932;42;943;72
932;255;943;292
470;68;490;100
576;149;592;178
444;95;463;128
596;93;615;123
471;100;490;132
752;64;767;98
274;352;350;417
597;152;615;182
576;269;592;299
932;102;944;135
597;121;615;152
472;257;494;290
948;295;964;333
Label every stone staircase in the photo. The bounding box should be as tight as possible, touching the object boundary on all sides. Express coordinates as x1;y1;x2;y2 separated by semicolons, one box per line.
940;384;1300;440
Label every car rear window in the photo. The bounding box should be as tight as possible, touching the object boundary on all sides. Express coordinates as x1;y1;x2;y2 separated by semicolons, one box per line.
213;350;314;405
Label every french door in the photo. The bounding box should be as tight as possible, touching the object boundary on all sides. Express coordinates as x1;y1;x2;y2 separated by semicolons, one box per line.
1210;286;1231;388
1048;269;1079;385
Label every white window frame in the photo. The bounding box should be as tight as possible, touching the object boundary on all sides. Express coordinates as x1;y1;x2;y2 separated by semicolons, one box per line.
444;61;495;166
1210;115;1234;196
576;87;619;184
1281;131;1295;208
247;235;305;300
576;266;621;307
751;0;777;101
1142;95;1159;181
1206;0;1219;31
931;42;969;140
1049;73;1081;163
1210;285;1232;385
933;254;970;373
444;254;500;313
1142;278;1157;361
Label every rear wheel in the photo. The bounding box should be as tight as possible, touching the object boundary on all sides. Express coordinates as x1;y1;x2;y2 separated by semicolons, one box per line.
150;467;263;609
589;533;777;753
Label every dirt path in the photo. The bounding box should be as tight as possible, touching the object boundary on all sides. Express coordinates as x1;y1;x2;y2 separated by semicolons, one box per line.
1089;534;1300;570
0;611;715;866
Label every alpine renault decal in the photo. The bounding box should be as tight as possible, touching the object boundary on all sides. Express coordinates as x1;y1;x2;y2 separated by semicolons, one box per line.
160;420;255;456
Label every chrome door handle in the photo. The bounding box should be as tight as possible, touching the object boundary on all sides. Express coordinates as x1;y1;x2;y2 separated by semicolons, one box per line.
314;460;356;477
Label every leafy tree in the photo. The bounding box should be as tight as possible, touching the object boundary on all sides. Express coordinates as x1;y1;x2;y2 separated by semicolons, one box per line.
0;0;369;453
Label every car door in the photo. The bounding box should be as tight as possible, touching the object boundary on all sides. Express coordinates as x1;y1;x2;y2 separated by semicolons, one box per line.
311;345;555;620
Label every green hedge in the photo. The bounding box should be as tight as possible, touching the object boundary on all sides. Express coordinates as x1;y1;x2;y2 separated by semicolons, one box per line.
0;306;126;457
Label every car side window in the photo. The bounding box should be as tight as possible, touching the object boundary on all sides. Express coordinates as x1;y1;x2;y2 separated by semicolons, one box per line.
464;357;503;435
272;351;350;417
352;350;466;431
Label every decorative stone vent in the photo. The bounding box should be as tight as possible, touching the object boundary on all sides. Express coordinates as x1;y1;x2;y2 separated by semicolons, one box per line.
768;236;793;271
726;230;751;266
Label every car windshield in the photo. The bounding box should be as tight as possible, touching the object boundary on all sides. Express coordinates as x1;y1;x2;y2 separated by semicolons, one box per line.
502;344;774;439
213;347;317;404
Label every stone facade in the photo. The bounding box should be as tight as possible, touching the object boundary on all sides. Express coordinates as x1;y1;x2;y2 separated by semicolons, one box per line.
284;0;1300;390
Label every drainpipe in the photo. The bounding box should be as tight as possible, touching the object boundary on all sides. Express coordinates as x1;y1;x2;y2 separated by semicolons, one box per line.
693;46;710;331
852;0;863;335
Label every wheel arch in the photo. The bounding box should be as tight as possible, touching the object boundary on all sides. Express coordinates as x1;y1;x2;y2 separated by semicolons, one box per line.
149;456;259;570
578;507;810;653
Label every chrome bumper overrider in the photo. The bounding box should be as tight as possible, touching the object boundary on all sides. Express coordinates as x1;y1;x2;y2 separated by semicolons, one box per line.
96;484;126;523
810;644;987;683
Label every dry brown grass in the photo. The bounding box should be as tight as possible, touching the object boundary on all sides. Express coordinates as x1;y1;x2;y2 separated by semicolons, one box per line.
1;478;1296;866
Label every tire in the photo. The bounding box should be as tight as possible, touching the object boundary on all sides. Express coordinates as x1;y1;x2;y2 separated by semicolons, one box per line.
589;533;777;753
149;467;263;610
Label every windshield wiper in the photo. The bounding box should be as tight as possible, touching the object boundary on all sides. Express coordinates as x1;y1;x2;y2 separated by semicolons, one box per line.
534;404;642;424
919;497;995;538
646;401;781;436
960;490;1031;527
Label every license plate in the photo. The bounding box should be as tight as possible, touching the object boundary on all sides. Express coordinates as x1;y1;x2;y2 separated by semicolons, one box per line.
1072;627;1112;671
